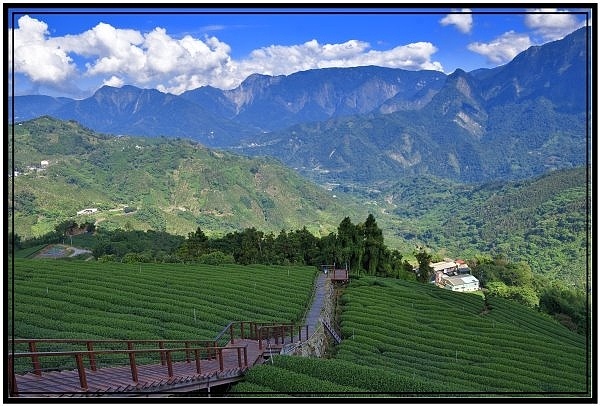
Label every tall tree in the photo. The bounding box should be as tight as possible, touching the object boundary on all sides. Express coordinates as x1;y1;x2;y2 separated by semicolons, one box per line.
414;247;433;283
362;214;386;276
176;227;209;262
336;217;363;274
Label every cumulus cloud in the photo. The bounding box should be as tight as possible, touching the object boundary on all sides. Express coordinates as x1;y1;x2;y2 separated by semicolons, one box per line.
103;75;124;88
467;31;532;65
10;15;444;97
439;9;473;34
10;15;77;84
525;8;586;41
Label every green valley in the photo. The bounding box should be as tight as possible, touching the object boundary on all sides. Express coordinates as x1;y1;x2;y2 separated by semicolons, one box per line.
9;117;590;290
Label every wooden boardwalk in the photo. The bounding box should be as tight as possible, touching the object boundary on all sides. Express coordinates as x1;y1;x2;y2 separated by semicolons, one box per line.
9;322;309;397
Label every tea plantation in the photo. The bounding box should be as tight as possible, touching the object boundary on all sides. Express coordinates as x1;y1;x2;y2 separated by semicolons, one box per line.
233;276;589;396
8;259;317;342
8;260;589;397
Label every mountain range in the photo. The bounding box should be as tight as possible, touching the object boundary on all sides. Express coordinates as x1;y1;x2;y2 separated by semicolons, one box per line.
9;27;589;186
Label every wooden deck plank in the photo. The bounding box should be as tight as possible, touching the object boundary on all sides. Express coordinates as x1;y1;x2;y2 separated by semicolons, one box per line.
13;339;267;396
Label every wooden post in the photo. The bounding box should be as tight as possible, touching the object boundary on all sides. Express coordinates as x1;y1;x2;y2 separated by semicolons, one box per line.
218;349;224;371
8;355;18;396
75;354;88;390
258;327;263;350
86;342;97;371
298;326;301;341
185;342;191;363
28;342;41;376
230;324;235;344
127;342;138;383
243;346;248;367
305;325;309;340
159;341;166;365
237;347;242;368
166;350;173;377
194;349;201;374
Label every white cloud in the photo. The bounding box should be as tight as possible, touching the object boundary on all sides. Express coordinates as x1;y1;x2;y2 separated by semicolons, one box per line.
103;75;124;88
467;31;532;65
439;9;473;34
228;40;443;89
10;16;444;96
525;8;585;41
10;15;77;84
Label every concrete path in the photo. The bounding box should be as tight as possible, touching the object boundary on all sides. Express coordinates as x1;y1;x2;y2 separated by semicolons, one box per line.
304;271;327;336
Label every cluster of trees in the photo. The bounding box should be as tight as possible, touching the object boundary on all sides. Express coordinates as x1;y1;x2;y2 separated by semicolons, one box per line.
175;215;415;279
468;254;587;334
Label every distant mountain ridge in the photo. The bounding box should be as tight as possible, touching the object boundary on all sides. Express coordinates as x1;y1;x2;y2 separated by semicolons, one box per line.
9;66;446;145
236;27;589;183
10;27;589;184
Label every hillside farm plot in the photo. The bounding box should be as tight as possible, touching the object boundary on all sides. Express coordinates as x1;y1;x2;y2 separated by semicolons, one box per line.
334;277;588;395
31;244;92;259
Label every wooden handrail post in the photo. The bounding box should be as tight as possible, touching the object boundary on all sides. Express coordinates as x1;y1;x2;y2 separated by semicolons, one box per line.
28;341;41;376
86;341;97;371
298;325;301;342
258;327;263;350
218;349;224;371
8;355;18;397
194;349;201;374
237;347;242;368
75;354;88;390
229;324;235;344
159;341;166;365
127;342;138;383
166;350;173;377
243;346;248;367
240;322;245;339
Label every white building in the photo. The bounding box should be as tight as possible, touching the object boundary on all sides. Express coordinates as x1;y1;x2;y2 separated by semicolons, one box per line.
77;208;98;215
441;274;480;292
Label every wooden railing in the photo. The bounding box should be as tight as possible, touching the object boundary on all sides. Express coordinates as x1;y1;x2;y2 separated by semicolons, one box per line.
214;321;309;350
8;320;309;396
8;343;249;395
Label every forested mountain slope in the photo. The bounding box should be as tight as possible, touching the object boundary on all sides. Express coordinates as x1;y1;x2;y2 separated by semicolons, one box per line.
8;117;364;239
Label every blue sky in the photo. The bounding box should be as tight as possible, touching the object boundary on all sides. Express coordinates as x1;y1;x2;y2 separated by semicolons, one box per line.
7;6;591;98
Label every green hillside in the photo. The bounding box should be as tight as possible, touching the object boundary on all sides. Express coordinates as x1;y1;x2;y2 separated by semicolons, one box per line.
8;117;589;289
233;276;589;397
9;117;363;239
378;167;590;288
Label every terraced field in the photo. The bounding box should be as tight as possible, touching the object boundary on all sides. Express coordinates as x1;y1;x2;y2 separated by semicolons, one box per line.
336;277;588;394
232;276;589;397
8;259;317;372
9;259;590;397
